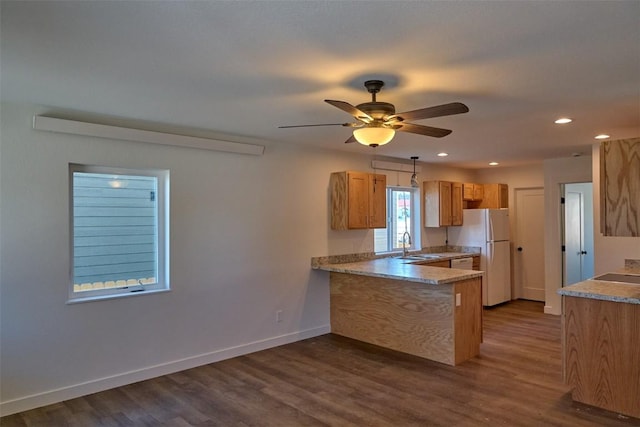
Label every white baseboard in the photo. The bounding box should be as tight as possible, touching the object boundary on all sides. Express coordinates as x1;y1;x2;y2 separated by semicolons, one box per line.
0;325;330;416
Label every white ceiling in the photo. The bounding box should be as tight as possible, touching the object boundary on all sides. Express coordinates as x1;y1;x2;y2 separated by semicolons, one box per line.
2;1;639;168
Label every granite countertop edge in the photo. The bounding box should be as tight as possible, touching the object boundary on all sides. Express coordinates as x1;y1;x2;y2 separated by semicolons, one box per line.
312;251;484;285
558;264;640;305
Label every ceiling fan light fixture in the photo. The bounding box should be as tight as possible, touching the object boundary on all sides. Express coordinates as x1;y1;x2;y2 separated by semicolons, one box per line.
353;127;395;147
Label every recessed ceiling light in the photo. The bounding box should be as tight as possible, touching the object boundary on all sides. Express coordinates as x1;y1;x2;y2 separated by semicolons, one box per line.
489;162;499;166
594;134;610;140
437;152;448;157
554;117;573;124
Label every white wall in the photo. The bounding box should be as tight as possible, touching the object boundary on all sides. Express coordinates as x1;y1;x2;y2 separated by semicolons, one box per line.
591;143;640;273
0;103;474;414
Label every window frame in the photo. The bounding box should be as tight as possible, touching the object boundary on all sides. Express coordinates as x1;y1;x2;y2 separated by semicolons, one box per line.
67;164;170;303
374;186;420;254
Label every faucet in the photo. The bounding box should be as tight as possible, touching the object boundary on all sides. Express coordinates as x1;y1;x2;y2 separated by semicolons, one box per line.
402;231;412;257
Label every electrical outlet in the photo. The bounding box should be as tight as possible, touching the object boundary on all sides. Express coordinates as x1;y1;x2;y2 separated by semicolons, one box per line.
276;310;283;323
455;293;461;307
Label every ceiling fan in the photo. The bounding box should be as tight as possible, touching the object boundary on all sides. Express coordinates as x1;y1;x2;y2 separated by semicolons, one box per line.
279;80;469;147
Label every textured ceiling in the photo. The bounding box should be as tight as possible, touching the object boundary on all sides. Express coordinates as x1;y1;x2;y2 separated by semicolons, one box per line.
1;1;639;168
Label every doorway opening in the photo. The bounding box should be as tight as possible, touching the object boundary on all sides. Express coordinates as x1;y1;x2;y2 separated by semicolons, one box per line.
561;182;594;286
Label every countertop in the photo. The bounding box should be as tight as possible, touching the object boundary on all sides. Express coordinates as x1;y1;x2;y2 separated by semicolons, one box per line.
557;266;640;305
313;253;483;285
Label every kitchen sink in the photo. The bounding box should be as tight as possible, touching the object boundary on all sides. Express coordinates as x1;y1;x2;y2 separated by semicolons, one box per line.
592;273;640;285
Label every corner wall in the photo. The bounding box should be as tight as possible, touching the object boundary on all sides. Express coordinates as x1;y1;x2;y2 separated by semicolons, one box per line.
543;156;593;315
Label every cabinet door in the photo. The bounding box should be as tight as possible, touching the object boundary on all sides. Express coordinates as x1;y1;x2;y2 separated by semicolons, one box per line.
347;172;369;229
473;184;484;201
463;183;475;201
474;183;508;209
369;174;387;228
451;182;463;225
600;138;640;236
439;181;452;226
498;184;509;208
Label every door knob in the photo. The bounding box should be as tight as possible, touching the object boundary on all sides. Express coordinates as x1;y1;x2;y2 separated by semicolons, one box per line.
517;247;523;252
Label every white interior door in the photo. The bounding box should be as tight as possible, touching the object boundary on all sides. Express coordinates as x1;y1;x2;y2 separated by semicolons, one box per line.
514;188;545;301
563;183;594;285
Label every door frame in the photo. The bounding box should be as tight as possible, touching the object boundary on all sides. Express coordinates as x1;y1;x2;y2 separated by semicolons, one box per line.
561;182;595;286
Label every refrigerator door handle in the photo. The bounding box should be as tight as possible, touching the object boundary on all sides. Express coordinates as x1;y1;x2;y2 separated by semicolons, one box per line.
488;241;494;263
488;215;494;241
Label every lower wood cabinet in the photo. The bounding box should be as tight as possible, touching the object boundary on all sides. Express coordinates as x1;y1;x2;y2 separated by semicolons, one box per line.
562;296;640;418
425;260;451;268
330;272;482;366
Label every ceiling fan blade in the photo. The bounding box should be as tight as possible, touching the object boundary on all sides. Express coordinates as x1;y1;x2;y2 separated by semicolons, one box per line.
344;134;357;144
390;102;469;122
278;123;355;128
397;123;452;138
325;100;373;123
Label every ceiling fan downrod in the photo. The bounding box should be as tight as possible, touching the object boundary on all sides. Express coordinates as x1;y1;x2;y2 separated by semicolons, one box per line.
364;80;384;102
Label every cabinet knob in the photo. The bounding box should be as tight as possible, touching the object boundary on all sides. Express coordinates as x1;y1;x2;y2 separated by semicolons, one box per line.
517;247;523;252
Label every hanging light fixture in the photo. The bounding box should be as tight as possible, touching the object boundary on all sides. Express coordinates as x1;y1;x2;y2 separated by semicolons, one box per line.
410;156;419;188
353;125;395;147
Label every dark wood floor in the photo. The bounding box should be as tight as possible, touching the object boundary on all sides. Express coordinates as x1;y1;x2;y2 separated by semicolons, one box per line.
3;300;638;426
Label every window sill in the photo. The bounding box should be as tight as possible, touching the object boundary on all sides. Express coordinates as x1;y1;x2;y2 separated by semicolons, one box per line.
66;288;171;304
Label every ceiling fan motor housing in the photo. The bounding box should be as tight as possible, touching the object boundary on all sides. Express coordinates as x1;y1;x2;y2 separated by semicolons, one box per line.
356;102;396;120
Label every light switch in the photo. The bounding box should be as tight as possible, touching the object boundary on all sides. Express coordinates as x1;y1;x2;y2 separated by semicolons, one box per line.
455;293;461;306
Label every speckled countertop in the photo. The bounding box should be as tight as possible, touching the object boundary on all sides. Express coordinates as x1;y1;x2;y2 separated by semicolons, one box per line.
558;261;640;305
312;254;483;285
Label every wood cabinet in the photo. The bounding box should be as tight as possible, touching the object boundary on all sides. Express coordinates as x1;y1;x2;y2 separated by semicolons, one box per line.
463;183;484;201
468;183;508;209
330;272;482;366
562;296;640;418
600;138;640;236
331;171;386;230
424;181;463;227
415;259;450;268
472;255;480;271
428;260;451;268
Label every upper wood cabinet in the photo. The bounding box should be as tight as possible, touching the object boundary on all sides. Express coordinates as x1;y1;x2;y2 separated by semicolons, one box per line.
468;183;508;209
600;138;640;236
331;171;387;230
424;181;463;227
463;183;484;201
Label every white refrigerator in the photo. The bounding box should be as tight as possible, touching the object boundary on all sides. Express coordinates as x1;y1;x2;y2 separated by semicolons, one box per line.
448;209;511;306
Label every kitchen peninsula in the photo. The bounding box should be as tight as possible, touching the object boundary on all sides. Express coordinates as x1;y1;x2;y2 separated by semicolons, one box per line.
558;260;640;419
312;251;484;366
